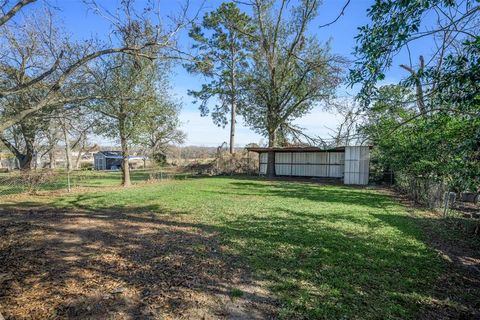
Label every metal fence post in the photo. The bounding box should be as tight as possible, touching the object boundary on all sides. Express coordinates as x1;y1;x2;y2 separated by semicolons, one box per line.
443;192;456;218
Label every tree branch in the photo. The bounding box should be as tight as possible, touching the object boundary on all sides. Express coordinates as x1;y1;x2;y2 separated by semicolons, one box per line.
0;51;65;97
0;0;36;27
318;0;350;28
0;44;159;132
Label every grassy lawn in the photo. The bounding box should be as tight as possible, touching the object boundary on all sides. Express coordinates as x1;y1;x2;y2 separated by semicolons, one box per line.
1;177;455;319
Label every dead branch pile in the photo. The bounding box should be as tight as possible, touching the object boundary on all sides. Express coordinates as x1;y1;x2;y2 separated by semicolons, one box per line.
185;151;258;176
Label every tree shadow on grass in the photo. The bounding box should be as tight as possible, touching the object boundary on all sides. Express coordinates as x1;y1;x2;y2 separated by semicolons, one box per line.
203;204;445;319
0;208;278;319
372;213;480;319
0;192;188;217
2;177;477;319
214;178;395;209
0;178;433;319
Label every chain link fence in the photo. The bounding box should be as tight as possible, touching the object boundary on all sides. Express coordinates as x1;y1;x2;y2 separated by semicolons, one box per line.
0;153;259;197
394;172;479;222
0;169;191;197
394;173;448;209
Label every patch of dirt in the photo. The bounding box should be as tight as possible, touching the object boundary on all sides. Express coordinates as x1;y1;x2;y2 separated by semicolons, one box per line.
0;207;277;319
384;189;480;319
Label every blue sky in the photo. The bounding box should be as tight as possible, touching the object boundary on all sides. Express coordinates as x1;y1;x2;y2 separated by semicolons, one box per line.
29;0;430;146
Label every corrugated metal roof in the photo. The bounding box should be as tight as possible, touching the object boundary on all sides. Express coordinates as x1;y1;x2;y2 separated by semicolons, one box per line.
98;151;123;157
246;146;346;153
96;151;145;159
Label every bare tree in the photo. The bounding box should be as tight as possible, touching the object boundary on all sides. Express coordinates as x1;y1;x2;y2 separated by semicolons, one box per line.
328;99;364;147
0;0;195;133
71;128;98;170
59;105;98;170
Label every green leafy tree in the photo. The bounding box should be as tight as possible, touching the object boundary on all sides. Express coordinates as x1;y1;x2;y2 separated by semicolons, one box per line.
350;0;479;193
364;90;479;192
140;97;186;166
91;54;155;186
349;0;479;105
241;0;344;177
363;77;479;192
187;2;253;154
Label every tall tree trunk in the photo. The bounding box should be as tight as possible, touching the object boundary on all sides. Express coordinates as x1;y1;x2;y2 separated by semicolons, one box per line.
119;125;131;187
18;153;33;170
73;138;85;170
48;150;55;168
74;154;81;170
61;120;72;172
24;129;35;170
0;133;33;170
74;144;97;169
230;100;236;154
266;129;276;178
73;147;84;170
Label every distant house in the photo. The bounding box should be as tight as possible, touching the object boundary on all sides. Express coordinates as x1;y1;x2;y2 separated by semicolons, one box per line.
93;151;146;170
247;145;371;185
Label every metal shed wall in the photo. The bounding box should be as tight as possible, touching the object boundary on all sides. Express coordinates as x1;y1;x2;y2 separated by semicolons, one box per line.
344;146;369;185
259;151;345;178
